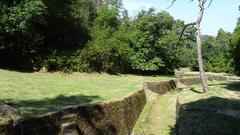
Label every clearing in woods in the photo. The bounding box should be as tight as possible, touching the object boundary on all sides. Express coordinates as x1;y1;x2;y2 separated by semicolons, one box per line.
1;69;240;134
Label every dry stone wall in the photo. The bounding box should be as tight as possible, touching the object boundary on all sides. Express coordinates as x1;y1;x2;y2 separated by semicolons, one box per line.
0;75;227;135
144;75;227;94
0;90;146;135
143;80;177;95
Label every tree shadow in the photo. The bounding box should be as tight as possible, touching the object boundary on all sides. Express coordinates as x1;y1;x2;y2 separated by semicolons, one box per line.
190;87;204;94
11;96;120;135
5;94;102;116
224;82;240;91
207;81;240;92
208;82;229;87
177;97;240;135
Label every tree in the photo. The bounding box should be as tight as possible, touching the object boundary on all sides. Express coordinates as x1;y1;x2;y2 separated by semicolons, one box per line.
192;0;209;92
171;0;213;92
216;29;231;50
129;9;196;74
231;6;240;75
0;0;47;70
0;0;97;71
79;6;132;73
202;31;234;73
231;26;240;75
130;10;175;73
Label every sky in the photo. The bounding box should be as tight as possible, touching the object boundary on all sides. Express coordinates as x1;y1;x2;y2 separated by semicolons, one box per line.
122;0;240;36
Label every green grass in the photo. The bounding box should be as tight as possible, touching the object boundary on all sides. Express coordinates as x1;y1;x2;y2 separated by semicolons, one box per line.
177;81;240;135
0;69;173;116
133;80;240;135
1;69;240;134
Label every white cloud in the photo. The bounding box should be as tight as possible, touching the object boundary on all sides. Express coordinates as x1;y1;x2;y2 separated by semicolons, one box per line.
124;1;155;10
123;1;156;17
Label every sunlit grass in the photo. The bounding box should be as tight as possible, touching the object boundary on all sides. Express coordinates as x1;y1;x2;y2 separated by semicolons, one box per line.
133;80;240;135
0;69;173;116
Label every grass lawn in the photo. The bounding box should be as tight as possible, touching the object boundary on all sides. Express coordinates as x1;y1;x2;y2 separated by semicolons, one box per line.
133;79;240;135
0;69;173;116
1;69;240;134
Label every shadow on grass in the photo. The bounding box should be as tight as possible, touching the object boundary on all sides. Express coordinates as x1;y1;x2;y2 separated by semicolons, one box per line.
177;97;240;135
7;94;102;116
190;88;205;94
224;82;240;91
208;81;240;91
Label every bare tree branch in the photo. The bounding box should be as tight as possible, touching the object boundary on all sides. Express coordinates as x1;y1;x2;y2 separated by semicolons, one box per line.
169;0;210;92
179;22;196;41
207;0;213;8
166;0;177;10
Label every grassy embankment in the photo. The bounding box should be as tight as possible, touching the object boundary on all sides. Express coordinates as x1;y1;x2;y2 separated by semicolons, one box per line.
0;69;173;116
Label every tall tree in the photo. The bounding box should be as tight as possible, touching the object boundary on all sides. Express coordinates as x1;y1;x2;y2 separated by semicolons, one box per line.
171;0;213;92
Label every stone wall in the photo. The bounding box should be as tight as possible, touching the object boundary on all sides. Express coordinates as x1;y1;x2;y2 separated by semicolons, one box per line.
0;90;146;135
0;75;228;135
144;75;227;95
143;80;177;95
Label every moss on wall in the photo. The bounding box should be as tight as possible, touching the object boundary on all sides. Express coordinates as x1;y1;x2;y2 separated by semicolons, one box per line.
144;75;227;94
0;90;146;135
0;75;227;135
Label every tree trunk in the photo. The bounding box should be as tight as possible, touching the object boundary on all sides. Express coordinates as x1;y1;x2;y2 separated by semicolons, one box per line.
195;0;208;92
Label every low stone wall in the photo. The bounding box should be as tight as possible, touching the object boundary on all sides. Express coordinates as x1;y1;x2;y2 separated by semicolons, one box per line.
144;75;227;94
143;80;177;95
0;75;228;134
0;90;146;135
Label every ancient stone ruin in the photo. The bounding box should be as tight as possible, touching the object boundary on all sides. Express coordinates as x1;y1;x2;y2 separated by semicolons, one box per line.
0;75;227;135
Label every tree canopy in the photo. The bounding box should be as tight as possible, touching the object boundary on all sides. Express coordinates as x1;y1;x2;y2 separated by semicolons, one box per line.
0;0;237;75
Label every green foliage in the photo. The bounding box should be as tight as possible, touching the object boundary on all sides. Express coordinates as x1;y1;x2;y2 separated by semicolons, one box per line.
157;31;180;73
0;0;47;69
130;10;197;74
41;0;94;50
43;52;82;73
231;26;240;75
80;39;132;73
205;53;234;73
201;30;234;73
0;1;236;75
130;11;173;72
216;28;231;49
79;6;132;73
0;0;96;70
93;6;119;30
176;48;197;69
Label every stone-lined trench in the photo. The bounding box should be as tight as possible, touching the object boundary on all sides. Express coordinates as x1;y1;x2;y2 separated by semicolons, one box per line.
0;75;232;135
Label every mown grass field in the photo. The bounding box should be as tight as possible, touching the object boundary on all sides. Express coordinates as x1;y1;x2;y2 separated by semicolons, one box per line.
133;79;240;135
1;69;240;134
0;69;173;116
